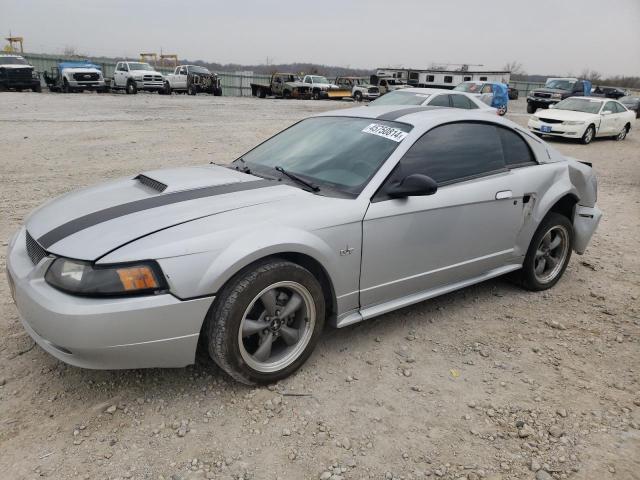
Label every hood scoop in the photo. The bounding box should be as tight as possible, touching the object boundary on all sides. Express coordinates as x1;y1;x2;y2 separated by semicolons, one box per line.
135;174;167;193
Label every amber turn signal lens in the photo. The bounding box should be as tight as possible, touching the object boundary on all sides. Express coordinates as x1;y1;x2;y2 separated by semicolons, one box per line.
116;266;159;291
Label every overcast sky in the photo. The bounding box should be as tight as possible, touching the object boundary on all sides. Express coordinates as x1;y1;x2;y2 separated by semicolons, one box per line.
2;0;639;77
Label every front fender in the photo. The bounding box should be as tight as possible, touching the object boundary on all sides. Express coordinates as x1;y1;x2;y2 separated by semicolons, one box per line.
194;226;340;298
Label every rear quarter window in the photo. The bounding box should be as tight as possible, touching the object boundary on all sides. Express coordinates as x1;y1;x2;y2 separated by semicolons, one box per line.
497;127;537;168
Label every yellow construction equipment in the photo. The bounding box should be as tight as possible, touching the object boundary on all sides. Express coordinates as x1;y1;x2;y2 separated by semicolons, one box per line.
160;54;178;69
139;52;157;66
4;36;24;53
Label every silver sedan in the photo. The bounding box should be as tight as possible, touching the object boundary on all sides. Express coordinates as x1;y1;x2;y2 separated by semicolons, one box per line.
6;106;602;384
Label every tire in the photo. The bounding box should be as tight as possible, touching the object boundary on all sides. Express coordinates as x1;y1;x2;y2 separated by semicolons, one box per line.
283;90;291;99
33;84;42;93
527;103;536;114
187;83;197;96
497;105;507;116
126;80;137;95
205;259;325;385
213;87;222;97
516;212;573;291
257;87;266;99
354;91;363;102
62;79;70;94
614;124;629;141
580;125;595;144
313;90;321;100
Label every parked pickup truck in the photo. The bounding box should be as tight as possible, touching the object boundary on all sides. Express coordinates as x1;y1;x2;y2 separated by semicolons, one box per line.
43;61;107;93
301;75;350;99
111;61;165;94
162;65;222;96
527;77;591;113
251;73;311;99
0;54;41;92
369;75;409;95
334;76;380;101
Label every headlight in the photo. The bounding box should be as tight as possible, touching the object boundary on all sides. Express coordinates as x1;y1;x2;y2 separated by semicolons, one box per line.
134;75;143;81
563;120;585;125
529;116;539;122
552;93;562;99
45;258;167;296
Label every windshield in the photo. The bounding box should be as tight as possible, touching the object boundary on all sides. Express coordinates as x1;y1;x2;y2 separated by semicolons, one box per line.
387;79;405;85
239;117;412;195
545;79;575;91
370;90;430;106
189;66;210;74
354;77;369;85
553;98;603;114
310;76;329;84
620;96;638;104
0;56;28;65
127;62;154;71
453;82;481;93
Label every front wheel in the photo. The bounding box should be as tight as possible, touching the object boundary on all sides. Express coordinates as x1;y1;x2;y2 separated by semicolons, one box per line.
354;91;363;102
313;90;321;100
187;83;197;95
205;259;325;385
516;213;573;291
581;125;595;144
526;103;536;114
126;80;137;95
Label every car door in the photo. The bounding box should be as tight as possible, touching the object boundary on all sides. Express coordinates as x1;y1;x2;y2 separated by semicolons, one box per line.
177;66;188;89
360;122;525;308
599;101;619;136
450;94;478;110
114;63;125;86
479;84;494;105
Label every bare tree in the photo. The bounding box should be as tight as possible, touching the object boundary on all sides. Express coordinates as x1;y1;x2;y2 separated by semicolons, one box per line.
503;61;526;78
579;68;602;83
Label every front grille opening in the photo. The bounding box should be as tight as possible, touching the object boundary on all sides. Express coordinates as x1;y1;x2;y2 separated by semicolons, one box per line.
25;231;47;265
135;174;167;192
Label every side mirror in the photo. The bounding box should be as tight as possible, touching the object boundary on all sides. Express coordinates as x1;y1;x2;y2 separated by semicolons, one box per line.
387;174;438;198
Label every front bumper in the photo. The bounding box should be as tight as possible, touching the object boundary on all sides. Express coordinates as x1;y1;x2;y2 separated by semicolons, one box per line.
67;80;106;90
135;80;164;91
6;227;213;369
528;119;586;138
527;96;561;107
573;205;602;254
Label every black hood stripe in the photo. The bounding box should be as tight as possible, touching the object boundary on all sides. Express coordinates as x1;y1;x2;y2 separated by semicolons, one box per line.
37;179;275;248
376;106;442;121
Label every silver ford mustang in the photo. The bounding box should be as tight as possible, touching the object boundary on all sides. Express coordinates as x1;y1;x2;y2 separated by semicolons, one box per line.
6;106;602;384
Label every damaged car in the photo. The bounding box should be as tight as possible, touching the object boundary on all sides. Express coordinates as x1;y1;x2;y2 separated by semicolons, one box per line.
6;106;602;384
163;64;222;96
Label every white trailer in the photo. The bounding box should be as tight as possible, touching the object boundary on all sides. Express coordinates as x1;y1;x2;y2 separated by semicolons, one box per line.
376;67;510;90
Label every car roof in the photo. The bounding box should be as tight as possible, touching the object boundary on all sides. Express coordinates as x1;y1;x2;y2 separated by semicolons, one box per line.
314;105;513;129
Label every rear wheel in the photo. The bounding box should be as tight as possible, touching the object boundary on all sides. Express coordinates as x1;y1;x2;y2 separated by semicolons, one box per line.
354;91;363;102
257;87;266;98
581;125;595;144
33;83;42;93
205;259;325;385
516;213;573;291
614;124;629;141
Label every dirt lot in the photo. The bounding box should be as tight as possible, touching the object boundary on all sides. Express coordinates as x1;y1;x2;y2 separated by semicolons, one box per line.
0;92;638;480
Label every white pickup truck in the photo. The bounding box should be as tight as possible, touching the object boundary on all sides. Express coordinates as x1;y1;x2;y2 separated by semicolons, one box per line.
111;61;164;94
162;65;222;96
301;75;350;100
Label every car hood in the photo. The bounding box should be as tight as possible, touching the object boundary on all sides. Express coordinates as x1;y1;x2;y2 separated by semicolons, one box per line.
531;87;570;95
26;165;300;261
534;109;598;121
130;69;163;76
0;64;32;70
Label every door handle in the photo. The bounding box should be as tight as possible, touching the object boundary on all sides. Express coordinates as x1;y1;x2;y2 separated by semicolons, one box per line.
495;190;512;200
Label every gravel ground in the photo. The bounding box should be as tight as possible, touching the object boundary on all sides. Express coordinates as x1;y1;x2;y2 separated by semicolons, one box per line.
0;92;638;480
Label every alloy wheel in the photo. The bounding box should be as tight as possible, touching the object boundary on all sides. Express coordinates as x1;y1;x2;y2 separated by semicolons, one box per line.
238;281;316;373
534;225;570;284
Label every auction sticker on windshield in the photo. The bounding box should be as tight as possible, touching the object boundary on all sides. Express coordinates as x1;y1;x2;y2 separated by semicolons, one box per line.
362;123;408;142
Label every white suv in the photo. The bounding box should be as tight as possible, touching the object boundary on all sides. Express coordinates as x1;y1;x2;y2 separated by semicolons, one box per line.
112;61;164;94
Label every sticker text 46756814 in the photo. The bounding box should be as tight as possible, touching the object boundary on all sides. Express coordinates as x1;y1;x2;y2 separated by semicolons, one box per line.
362;123;408;143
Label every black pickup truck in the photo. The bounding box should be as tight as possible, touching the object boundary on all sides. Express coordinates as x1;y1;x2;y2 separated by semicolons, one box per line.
0;54;41;92
526;78;589;113
250;73;311;99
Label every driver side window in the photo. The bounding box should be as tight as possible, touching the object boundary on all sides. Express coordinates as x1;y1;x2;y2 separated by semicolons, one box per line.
378;122;507;198
179;67;187;75
603;101;616;113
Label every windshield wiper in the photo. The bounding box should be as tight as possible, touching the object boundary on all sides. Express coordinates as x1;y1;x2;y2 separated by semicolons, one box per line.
231;157;251;174
275;166;320;192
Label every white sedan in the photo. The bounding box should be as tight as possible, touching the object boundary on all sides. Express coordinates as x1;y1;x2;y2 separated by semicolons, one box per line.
370;88;497;113
528;97;635;144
